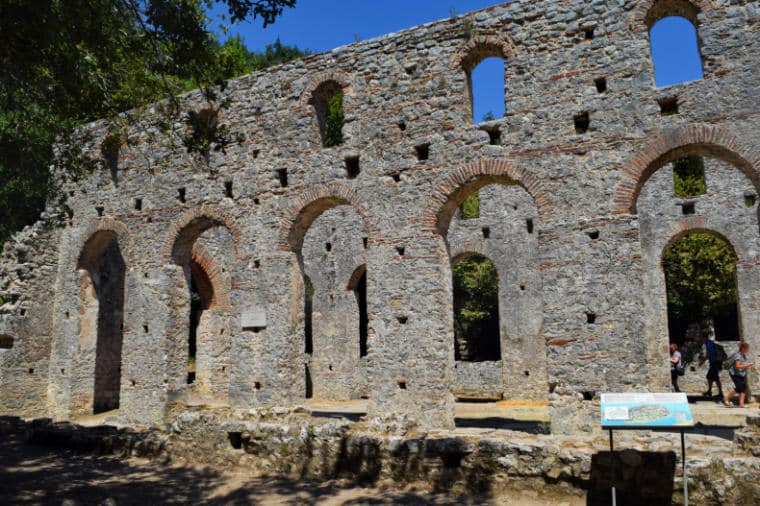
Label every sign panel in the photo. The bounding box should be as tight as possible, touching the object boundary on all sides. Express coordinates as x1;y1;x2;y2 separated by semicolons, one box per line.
601;393;694;429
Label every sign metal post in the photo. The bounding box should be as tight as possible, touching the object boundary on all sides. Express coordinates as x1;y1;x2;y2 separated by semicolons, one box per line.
601;393;694;506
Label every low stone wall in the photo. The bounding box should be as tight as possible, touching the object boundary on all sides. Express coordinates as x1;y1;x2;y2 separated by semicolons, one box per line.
452;360;503;399
3;411;759;504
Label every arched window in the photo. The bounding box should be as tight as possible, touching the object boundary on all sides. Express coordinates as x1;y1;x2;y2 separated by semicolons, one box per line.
308;80;345;147
470;57;506;124
647;1;704;86
452;254;501;362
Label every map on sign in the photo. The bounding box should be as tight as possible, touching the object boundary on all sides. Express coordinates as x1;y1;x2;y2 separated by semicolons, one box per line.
601;393;694;429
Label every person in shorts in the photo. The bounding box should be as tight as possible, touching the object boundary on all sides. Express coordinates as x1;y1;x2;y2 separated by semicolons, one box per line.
723;342;753;408
700;333;723;399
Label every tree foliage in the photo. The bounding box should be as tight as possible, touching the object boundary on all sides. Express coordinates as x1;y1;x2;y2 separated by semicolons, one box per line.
452;254;500;361
672;155;706;197
0;0;304;244
323;92;344;148
663;232;738;338
459;191;480;219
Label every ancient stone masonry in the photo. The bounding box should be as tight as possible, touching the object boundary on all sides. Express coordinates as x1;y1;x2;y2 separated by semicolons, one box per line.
1;0;759;435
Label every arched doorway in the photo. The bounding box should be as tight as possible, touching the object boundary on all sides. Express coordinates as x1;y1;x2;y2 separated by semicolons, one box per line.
76;231;125;415
301;205;368;400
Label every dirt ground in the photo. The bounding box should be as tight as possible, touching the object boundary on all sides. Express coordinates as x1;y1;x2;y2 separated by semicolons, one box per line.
0;433;585;506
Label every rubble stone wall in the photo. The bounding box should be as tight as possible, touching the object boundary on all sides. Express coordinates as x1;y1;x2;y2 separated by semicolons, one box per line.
0;0;759;432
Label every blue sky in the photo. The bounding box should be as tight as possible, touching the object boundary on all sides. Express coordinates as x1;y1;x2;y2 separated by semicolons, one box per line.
212;1;704;122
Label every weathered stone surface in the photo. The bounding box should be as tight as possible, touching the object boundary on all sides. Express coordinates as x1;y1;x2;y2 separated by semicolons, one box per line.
0;0;758;436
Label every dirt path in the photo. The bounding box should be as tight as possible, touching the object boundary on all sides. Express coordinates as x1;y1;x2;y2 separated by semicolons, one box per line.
0;433;584;505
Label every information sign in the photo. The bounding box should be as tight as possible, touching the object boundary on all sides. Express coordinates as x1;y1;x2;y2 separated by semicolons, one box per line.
601;392;694;429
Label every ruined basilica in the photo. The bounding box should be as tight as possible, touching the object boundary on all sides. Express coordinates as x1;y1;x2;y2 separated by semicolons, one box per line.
1;0;759;435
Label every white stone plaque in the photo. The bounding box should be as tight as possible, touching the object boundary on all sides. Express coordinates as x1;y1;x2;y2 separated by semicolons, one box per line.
241;306;266;329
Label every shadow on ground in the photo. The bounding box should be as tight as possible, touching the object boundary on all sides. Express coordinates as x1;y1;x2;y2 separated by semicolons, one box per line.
0;433;479;505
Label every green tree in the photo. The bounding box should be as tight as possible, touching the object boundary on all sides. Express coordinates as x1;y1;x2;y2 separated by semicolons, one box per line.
0;0;298;244
323;92;344;148
459;191;480;219
662;232;738;339
248;37;311;71
672;155;706;197
452;254;500;361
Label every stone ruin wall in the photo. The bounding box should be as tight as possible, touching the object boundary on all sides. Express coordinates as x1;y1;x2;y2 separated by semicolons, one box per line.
0;0;759;433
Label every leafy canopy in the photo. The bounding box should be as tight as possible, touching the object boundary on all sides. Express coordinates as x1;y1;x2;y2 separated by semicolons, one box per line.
0;0;304;244
459;191;480;219
452;254;500;361
323;92;345;148
672;155;706;198
663;232;738;324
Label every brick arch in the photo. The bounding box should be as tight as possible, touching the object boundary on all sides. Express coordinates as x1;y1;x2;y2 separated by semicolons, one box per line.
662;222;739;262
162;205;243;265
75;218;131;269
190;243;231;311
612;125;760;214
451;33;517;72
629;0;714;32
450;243;489;264
298;70;352;108
277;182;376;253
421;159;552;237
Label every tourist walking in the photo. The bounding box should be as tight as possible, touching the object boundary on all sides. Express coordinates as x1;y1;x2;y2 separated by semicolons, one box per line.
670;343;683;393
723;342;753;408
700;333;723;399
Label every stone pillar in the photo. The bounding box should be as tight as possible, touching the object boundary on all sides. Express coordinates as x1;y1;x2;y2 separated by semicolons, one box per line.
47;269;82;420
118;267;177;426
737;262;760;399
542;216;647;434
229;252;304;408
366;235;454;430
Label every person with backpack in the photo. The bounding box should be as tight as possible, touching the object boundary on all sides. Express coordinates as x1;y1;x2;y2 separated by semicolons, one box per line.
699;333;723;399
670;342;684;393
723;342;753;408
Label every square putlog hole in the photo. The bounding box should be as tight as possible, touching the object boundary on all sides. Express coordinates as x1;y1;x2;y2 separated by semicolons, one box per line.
681;202;696;215
415;144;430;161
574;112;590;134
480;125;501;146
594;77;607;93
345;156;360;179
658;97;679;116
277;169;288;188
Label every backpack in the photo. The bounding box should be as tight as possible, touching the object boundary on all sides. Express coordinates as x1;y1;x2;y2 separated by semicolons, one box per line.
723;352;738;372
714;342;728;365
